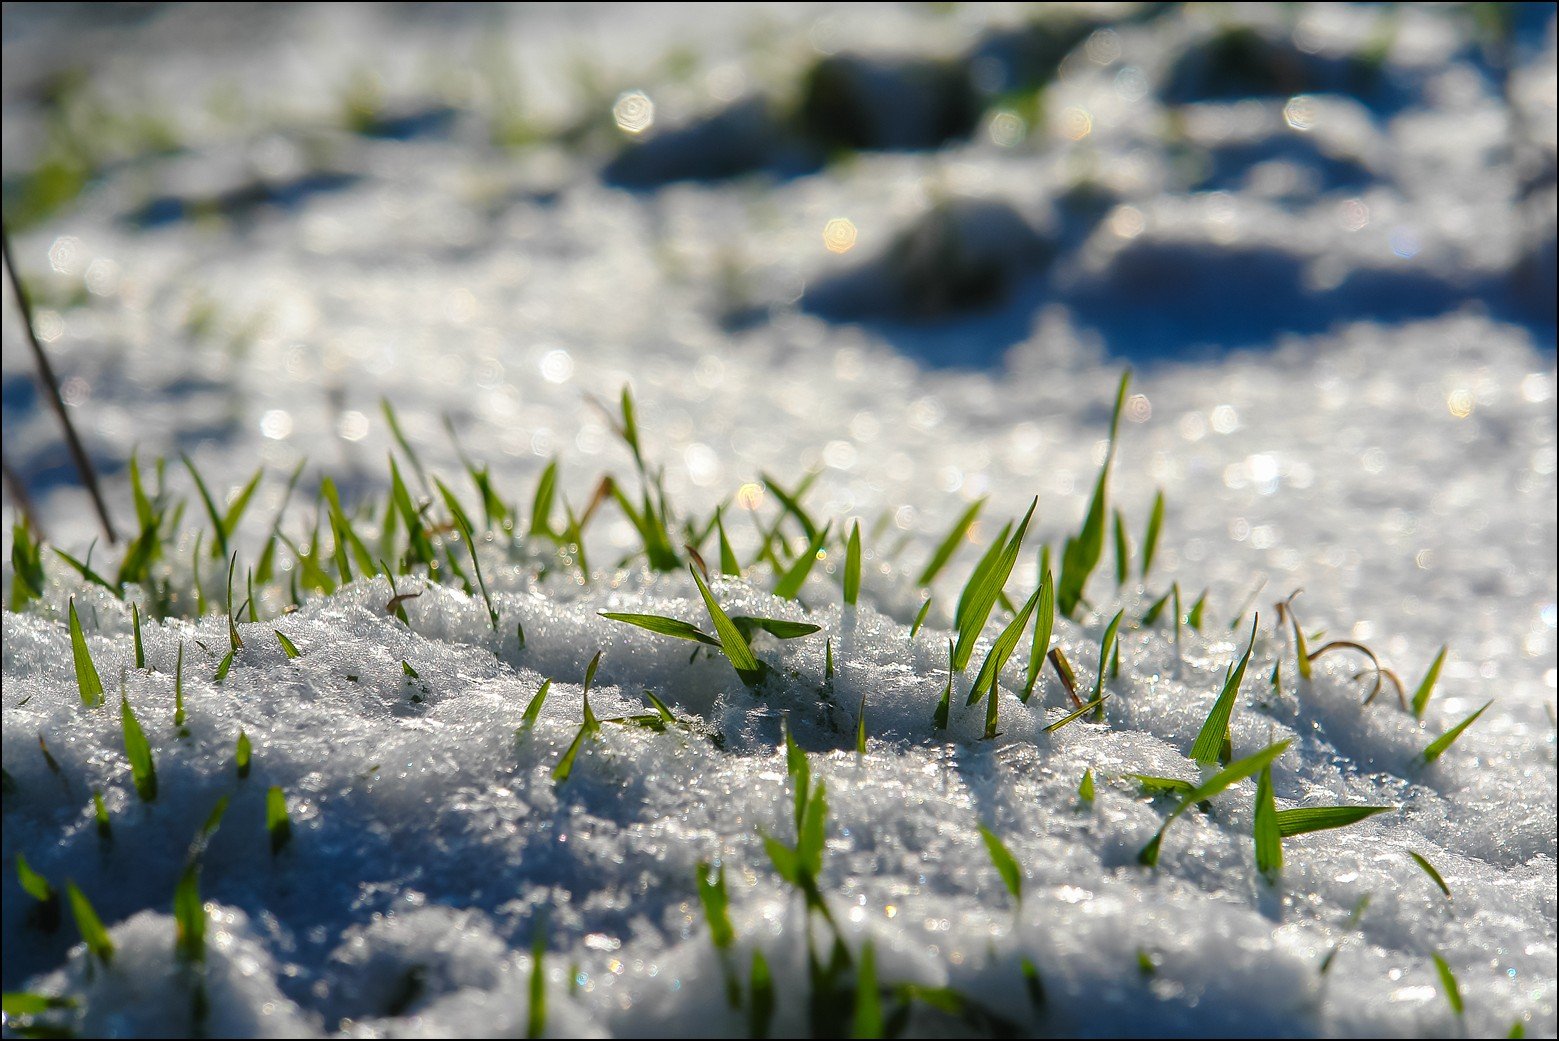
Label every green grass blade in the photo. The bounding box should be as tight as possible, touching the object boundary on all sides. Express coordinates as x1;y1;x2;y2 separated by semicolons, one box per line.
844;521;861;606
762;472;819;542
92;789;112;841
732;616;823;641
519;680;552;732
696;862;735;950
55;546;117;595
266;786;292;854
1130;774;1197;798
275;630;302;658
65;882;114;964
1043;695;1109;733
1187;590;1207;631
749;950;775;1040
1420;700;1492;764
67;598;104;707
1253;764;1281;884
916;498;984;587
1410;646;1448;719
173;859;205;963
16;852;55;906
215;648;234;683
235;729;251;779
121;689;157;801
527;926;547;1039
529;459;559;541
131;603;145;670
1058;370;1130;617
717;509;740;576
691;567;765;687
773;522;831;600
619;384;645;472
953;522;1010;631
381;398;430;492
1190;617;1258;765
1089;610;1125;715
183;453;227;559
851;942;881;1040
979;825;1022;904
910;598;933;640
1275;805;1393;837
1113;509;1129;586
1021;569;1054;702
600;612;719;646
220;467;264;543
1139;740;1291;866
970;583;1043;705
1078;768;1095;804
933;640;954;731
1140;490;1165;579
952;499;1036;672
1409;850;1452;898
2;993;77;1016
1432;953;1464;1017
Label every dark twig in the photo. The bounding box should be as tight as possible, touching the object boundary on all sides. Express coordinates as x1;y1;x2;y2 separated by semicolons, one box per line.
1;221;117;543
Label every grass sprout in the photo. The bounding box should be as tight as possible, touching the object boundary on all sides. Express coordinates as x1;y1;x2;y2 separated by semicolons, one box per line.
1253;763;1281;884
979;825;1022;905
1409;850;1452;898
1411;645;1449;719
120;680;157;802
275;630;302;658
65;881;114;965
843;521;861;607
266;785;292;854
1043;695;1109;733
1190;617;1257;766
690;566;767;688
1140;490;1165;579
1432;952;1464;1018
917;498;984;587
1139;740;1291;867
1420;700;1493;764
67;598;104;707
1020;569;1055;702
952;498;1036;672
235;729;252;779
1058;369;1130;618
1275;805;1393;837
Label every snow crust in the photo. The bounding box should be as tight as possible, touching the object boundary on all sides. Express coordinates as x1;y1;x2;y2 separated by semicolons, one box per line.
2;3;1555;1037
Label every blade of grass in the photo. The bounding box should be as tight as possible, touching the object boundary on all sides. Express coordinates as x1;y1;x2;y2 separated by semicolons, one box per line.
235;730;251;779
1078;769;1095;805
1089;610;1125;719
970;583;1043;705
917;498;984;587
275;630;302;658
851;942;880;1040
716;509;740;576
1409;850;1451;898
690;567;766;687
952;499;1036;673
749;950;775;1040
1112;509;1129;586
65;882;114;964
1058;370;1130;617
979;825;1022;905
773;522;831;600
266;786;291;854
1253;764;1281;884
843;521;861;607
1140;490;1165;579
1138;740;1291;867
1432;953;1464;1018
1043;695;1109;733
733;616;823;641
910;598;933;640
1275;805;1393;837
1419;701;1492;764
1190;617;1258;765
527;925;547;1039
1020;570;1054;702
120;684;157;801
67;598;103;707
518;680;551;733
600;612;720;646
1410;646;1448;719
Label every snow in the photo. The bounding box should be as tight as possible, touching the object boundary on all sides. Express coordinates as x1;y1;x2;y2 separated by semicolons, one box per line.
2;3;1555;1038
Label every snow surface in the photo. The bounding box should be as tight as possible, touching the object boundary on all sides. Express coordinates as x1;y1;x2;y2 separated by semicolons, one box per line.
2;3;1556;1038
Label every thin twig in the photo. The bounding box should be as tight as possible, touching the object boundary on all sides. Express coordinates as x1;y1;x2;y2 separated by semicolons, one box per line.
1;222;117;543
1;447;45;538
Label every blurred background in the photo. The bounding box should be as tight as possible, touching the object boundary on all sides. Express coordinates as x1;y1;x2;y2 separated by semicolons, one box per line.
1;3;1555;677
